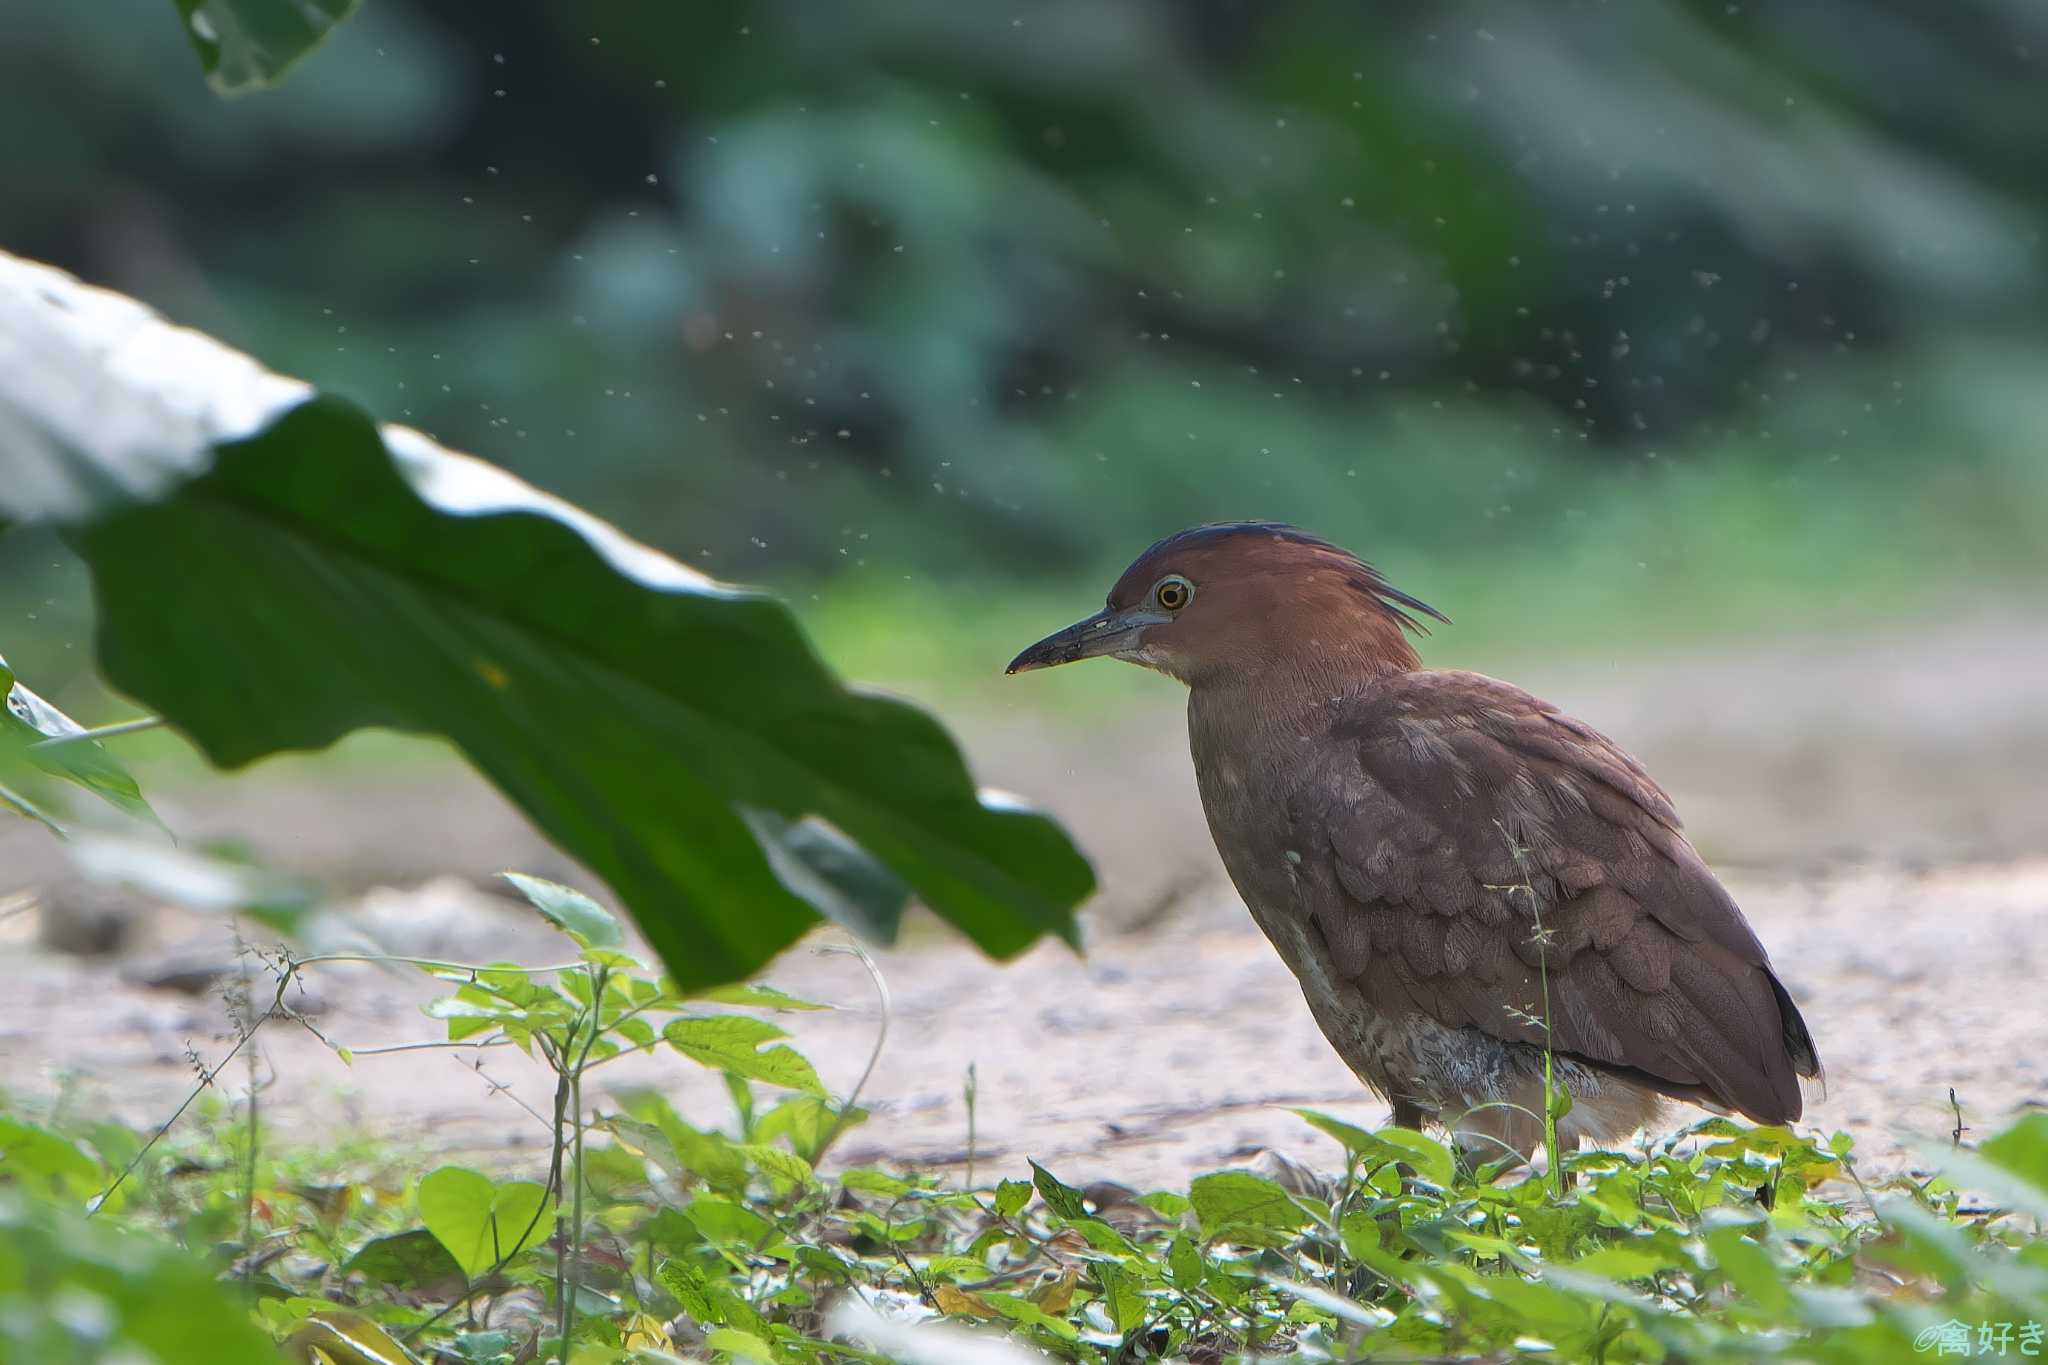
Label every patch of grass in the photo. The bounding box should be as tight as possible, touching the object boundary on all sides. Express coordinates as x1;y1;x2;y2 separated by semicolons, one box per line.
5;881;2046;1365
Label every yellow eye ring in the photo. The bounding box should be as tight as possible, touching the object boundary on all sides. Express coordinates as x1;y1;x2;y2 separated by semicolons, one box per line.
1155;577;1192;611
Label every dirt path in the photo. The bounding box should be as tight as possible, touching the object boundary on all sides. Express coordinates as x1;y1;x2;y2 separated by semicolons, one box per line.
3;859;2042;1191
2;606;2044;1187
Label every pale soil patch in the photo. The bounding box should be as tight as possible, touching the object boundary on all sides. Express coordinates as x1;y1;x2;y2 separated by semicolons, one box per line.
1;860;2041;1191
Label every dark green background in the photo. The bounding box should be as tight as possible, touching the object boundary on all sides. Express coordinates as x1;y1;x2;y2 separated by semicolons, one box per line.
4;0;2045;686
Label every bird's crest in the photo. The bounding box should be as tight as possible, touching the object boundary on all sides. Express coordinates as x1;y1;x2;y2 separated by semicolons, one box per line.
1131;521;1450;637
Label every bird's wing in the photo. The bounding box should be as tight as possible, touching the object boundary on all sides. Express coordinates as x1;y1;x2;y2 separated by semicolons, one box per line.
1286;669;1817;1122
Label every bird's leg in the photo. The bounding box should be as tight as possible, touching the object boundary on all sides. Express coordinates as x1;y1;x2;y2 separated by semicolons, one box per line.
1386;1100;1428;1190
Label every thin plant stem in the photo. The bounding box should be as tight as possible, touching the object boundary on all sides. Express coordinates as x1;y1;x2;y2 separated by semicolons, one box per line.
26;715;167;749
811;940;890;1163
1495;818;1566;1199
568;1066;587;1340
556;962;610;1349
291;951;590;976
577;999;669;1071
340;1036;516;1057
92;944;594;1214
89;977;286;1216
964;1062;979;1191
238;933;261;1279
547;1049;572;1342
1535;935;1566;1198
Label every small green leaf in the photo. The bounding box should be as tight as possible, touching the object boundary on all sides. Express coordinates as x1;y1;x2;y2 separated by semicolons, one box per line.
1338;1209;1382;1260
501;872;623;948
1373;1127;1457;1188
752;1095;864;1164
445;1330;520;1365
657;1257;715;1319
664;1016;825;1095
1265;1277;1390;1329
0;1117;101;1197
1446;1229;1538;1268
0;654;163;833
703;1327;776;1362
341;1228;465;1289
1288;1107;1384;1157
170;0;361;97
1190;1171;1310;1248
1702;1223;1794;1315
1567;1243;1687;1281
1139;1190;1190;1219
614;1015;658;1051
794;1245;855;1284
692;983;831;1011
1029;1160;1089;1220
1069;1216;1141;1257
924;1254;993;1281
608;1113;750;1193
665;1015;788;1049
993;1178;1033;1219
1981;1113;2048;1194
426;990;516;1023
855;1209;927;1244
284;1310;423;1365
1094;1261;1147;1334
736;1144;814;1188
1166;1234;1205;1290
685;1197;779;1249
578;1142;651;1197
840;1167;913;1198
417;1166;556;1279
979;1291;1079;1341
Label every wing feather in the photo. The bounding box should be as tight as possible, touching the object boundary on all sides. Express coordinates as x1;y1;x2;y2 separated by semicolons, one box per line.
1289;670;1819;1123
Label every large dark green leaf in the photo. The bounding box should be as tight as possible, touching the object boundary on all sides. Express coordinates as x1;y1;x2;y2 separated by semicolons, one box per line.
170;0;359;96
0;250;1091;989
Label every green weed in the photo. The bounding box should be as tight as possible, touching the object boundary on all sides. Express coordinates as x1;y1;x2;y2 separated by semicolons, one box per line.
4;875;2046;1364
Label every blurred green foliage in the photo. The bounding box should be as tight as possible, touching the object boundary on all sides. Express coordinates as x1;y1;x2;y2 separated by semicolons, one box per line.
3;0;2044;648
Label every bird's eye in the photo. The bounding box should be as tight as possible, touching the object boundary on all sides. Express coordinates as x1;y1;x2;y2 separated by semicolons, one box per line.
1155;577;1192;611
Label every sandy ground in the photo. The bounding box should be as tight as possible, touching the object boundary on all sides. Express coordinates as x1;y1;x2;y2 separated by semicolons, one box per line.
1;606;2044;1188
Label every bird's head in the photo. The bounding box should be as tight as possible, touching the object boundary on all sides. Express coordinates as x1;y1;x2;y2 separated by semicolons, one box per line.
1006;521;1447;689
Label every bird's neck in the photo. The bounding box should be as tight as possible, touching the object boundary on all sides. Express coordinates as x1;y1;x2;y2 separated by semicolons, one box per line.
1186;643;1412;742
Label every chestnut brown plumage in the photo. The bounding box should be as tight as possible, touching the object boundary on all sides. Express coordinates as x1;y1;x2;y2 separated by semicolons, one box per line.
1008;522;1820;1158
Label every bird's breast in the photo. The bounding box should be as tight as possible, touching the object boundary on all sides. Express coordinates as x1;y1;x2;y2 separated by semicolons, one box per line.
1186;693;1425;1097
1186;707;1315;924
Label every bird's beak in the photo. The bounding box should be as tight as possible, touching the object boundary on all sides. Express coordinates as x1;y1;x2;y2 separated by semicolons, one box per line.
1006;606;1166;674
